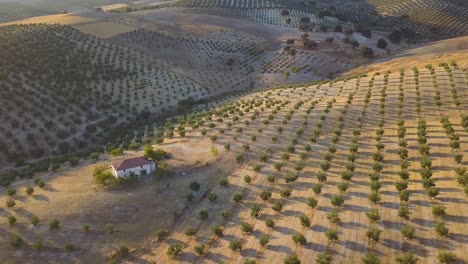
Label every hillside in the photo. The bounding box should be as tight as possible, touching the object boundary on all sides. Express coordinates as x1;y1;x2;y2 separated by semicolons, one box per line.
163;0;468;40
0;1;466;263
0;58;466;263
0;24;208;171
0;0;132;23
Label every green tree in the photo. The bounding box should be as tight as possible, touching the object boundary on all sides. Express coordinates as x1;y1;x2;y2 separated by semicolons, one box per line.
26;186;34;196
9;234;22;248
362;252;381;264
437;252;457;264
325;229;338;242
265;218;275;228
292;233;307;245
366;209;380;223
93;166;114;185
31;215;40;226
435;222;449;237
331;195;344;207
272;201;283;212
110;147;123;157
185;226;197;237
241;222;254;233
49;219;60;229
284;252;301;264
6;198;16;208
259;235;269;247
199;210;208;220
194;244;205;255
360;46;374;58
401;225;415;240
167;244;182;258
260;191;272;201
156;229;168;241
307;197;318;208
211;225;223;237
299;215;311;227
229;239;242;251
432;205;446;218
8;215;16;226
316;252;332;264
396;253;418;264
250;204;261;218
233;192;243;203
118;245;129;258
7;188;16;197
327;210;341;224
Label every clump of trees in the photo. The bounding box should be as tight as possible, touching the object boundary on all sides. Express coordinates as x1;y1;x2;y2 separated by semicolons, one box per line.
144;145;167;161
93;166;114;185
360;46;374;58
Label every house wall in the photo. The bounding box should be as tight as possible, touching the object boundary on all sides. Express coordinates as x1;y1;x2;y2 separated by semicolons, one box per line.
112;162;156;178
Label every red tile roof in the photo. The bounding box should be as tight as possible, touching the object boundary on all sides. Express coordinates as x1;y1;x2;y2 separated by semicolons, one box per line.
112;157;153;171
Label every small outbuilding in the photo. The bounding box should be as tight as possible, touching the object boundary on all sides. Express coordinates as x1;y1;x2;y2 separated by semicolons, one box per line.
111;157;155;178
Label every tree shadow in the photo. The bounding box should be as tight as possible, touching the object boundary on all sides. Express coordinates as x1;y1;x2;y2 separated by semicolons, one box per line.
343;240;368;253
267;244;292;254
33;194;49;201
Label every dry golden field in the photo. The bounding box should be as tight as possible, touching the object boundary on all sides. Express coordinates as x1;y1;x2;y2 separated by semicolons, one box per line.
0;14;96;26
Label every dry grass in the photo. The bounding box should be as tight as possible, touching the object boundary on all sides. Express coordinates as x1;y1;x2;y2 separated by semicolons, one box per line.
345;36;468;77
72;21;137;38
99;4;129;11
0;14;96;26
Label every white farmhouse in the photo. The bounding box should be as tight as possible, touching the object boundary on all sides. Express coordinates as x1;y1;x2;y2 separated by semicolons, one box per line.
111;157;156;178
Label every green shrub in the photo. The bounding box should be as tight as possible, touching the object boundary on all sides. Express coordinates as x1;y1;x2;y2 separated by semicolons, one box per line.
49;219;60;229
9;235;22;248
396;253;418;264
167;244;182;258
110;147;123;157
401;224;415;239
233;192;243;203
292;233;307;245
229;239;242;251
211;225;223;237
194;244;205;255
325;229;338;241
6;198;16;208
198;210;208;220
437;252;457;264
362;252;380;264
93;166;114;185
241;222;254;233
219;178;228;186
156;229;168;241
284;252;301;264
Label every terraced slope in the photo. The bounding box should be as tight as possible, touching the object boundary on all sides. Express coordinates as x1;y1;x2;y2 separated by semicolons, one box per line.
0;0;133;23
166;0;468;39
167;0;341;29
1;62;466;263
0;24;207;169
110;28;266;92
132;63;468;263
308;0;468;39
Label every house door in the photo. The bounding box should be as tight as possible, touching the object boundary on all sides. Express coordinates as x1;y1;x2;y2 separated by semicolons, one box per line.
140;170;147;176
